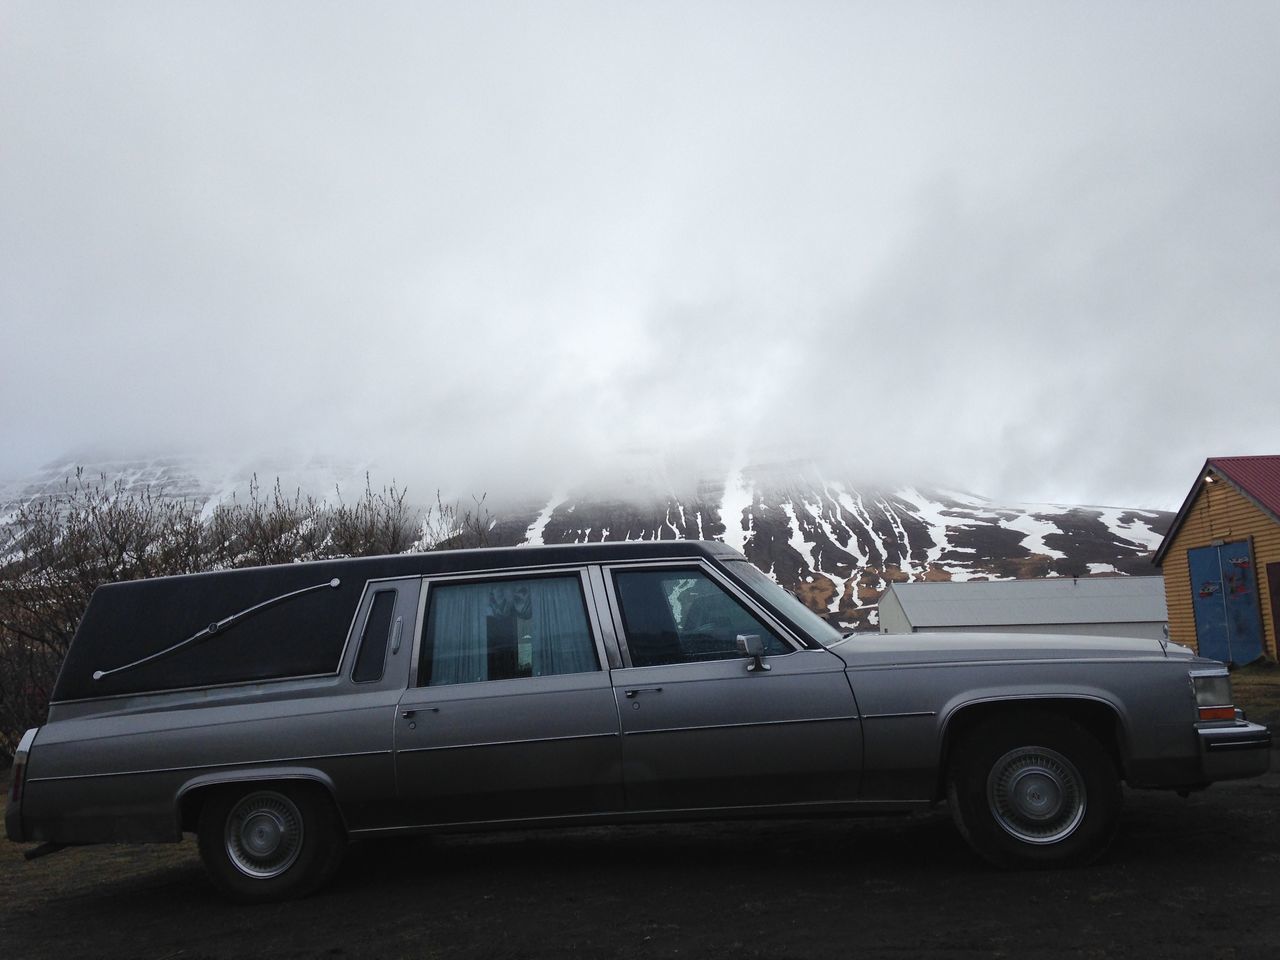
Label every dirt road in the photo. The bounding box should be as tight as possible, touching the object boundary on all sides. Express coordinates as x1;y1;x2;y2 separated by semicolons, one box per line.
3;766;1278;960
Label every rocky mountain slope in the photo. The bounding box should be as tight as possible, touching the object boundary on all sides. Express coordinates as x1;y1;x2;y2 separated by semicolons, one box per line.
1;456;1172;629
505;462;1170;629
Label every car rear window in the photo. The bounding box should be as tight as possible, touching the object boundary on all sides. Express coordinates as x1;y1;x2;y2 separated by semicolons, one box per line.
352;590;397;683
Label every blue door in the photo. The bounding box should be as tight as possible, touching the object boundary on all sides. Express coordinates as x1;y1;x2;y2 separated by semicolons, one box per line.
1187;540;1264;664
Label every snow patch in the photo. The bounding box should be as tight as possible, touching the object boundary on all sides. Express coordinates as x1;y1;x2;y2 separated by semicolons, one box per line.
1001;507;1069;560
523;493;565;546
719;466;753;556
1089;507;1166;551
779;500;815;567
876;495;917;579
893;487;947;573
827;482;871;567
800;494;851;614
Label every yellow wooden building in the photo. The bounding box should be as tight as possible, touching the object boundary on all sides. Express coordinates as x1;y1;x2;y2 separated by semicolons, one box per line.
1153;456;1280;664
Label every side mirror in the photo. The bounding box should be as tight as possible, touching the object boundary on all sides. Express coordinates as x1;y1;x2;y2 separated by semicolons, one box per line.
736;633;771;672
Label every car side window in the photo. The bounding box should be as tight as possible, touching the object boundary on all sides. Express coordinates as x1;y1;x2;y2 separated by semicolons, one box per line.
352;590;397;683
612;568;791;667
418;574;599;686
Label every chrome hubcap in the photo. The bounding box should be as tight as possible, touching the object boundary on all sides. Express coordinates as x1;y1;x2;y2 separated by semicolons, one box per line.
224;791;303;879
987;746;1086;844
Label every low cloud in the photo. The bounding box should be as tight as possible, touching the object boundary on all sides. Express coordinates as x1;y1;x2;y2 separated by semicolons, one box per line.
2;2;1277;510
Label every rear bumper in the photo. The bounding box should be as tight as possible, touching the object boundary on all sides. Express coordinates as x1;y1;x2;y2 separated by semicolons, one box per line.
1197;720;1272;781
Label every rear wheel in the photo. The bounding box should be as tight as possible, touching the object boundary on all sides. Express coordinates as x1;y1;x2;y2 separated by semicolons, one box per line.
197;783;345;903
947;712;1121;868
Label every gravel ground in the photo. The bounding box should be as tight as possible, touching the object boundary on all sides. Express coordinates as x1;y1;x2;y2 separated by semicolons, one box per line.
4;763;1279;960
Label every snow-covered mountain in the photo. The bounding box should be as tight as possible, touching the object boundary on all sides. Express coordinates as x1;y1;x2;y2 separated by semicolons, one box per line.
0;454;376;524
0;455;1172;629
508;461;1170;629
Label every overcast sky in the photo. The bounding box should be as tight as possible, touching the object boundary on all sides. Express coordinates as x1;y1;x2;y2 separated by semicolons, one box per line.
2;1;1278;510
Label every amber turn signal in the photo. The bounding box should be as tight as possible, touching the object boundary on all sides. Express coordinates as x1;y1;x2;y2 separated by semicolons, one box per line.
1198;706;1237;721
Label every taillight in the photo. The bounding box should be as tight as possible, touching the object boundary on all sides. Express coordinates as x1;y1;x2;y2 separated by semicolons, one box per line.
8;728;38;809
9;753;26;805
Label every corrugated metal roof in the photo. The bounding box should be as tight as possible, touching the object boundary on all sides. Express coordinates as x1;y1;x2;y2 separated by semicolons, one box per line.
883;576;1167;628
1207;456;1280;523
1153;455;1280;565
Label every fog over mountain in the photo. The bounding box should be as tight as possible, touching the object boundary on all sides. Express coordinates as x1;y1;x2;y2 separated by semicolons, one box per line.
0;454;1171;630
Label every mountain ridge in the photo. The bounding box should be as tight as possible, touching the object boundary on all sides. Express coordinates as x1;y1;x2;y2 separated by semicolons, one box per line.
1;455;1172;629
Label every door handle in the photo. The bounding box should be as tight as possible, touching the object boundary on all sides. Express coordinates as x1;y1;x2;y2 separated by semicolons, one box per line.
401;707;439;718
624;687;663;699
390;616;404;654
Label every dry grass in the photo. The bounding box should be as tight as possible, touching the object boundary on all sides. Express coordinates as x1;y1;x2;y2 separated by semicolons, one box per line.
1231;659;1280;729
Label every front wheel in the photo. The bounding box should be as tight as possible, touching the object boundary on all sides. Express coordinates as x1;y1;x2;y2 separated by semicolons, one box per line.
197;783;345;903
946;712;1121;868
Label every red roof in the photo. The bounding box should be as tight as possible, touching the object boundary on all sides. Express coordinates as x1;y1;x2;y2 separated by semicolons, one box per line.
1152;455;1280;565
1208;456;1280;521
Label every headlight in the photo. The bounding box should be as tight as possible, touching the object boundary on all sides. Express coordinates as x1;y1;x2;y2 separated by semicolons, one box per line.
1191;671;1236;721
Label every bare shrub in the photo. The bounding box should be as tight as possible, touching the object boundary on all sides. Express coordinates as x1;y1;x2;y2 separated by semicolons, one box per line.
418;492;494;551
328;476;420;557
0;471;211;759
206;476;327;568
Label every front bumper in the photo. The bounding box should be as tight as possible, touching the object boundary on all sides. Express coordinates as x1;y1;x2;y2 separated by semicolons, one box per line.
1197;719;1272;782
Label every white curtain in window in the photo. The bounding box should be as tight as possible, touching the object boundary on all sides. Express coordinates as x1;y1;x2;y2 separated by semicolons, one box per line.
428;582;491;685
530;578;597;676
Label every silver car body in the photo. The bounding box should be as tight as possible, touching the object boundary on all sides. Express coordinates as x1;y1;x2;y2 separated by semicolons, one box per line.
6;540;1270;850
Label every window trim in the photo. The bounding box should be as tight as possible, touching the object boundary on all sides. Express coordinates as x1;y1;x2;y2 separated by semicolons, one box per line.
599;559;805;669
337;575;420;679
410;567;608;688
585;564;625;669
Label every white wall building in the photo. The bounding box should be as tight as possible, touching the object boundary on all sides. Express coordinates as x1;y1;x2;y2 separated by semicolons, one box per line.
877;576;1168;640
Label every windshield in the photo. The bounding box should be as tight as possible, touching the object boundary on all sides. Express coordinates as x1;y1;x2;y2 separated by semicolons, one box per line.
722;560;844;647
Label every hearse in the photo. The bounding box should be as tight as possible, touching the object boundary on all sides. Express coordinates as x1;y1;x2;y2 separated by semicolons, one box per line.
6;541;1270;901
